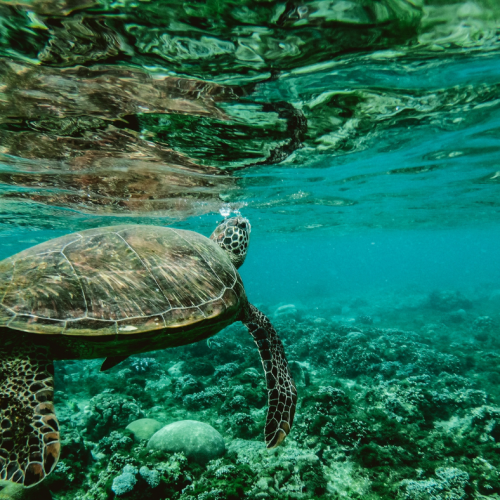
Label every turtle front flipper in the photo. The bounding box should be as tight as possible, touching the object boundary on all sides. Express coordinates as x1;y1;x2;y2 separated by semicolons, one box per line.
0;338;60;487
100;355;129;372
243;304;297;448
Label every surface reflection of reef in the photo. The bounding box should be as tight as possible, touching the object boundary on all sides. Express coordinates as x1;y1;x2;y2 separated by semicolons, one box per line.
0;1;499;233
0;59;310;218
0;60;242;216
0;125;236;215
2;0;499;81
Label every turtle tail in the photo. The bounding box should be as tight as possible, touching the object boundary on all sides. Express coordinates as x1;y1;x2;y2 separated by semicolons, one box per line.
0;335;60;487
243;304;297;448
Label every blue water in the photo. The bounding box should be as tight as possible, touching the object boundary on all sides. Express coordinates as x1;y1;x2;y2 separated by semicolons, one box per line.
241;228;500;305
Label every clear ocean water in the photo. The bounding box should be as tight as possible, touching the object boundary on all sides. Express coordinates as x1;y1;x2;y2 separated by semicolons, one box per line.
1;1;500;499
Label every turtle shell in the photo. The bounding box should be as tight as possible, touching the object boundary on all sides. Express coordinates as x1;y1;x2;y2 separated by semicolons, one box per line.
0;225;245;336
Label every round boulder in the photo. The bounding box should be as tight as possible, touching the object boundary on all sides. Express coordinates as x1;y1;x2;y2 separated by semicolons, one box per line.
126;418;163;442
147;420;225;464
273;304;298;320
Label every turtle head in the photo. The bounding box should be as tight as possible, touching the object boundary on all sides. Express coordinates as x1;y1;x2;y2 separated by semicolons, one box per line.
210;216;251;269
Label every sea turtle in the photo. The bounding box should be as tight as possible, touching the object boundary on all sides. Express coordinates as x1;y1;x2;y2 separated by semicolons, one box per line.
0;217;297;487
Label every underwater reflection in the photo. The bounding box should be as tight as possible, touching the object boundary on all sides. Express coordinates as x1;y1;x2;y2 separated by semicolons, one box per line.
0;60;242;215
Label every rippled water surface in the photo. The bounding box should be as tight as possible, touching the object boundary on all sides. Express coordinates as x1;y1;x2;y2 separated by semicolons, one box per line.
0;0;499;235
1;1;500;499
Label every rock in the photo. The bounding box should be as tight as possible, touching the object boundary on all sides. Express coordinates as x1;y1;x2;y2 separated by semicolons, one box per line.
167;362;185;377
126;418;163;442
273;304;298;319
148;420;225;464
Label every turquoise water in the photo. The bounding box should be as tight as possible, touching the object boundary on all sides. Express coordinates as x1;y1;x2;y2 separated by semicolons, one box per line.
1;0;500;498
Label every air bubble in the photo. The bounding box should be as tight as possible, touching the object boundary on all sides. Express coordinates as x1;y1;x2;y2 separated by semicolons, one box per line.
219;205;231;218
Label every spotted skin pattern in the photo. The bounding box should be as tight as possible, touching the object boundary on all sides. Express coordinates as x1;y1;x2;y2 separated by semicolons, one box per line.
210;217;250;269
243;304;297;448
0;337;59;487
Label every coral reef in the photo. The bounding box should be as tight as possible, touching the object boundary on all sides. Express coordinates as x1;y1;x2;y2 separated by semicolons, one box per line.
399;467;469;500
111;465;138;496
84;391;144;440
428;290;473;312
45;290;500;499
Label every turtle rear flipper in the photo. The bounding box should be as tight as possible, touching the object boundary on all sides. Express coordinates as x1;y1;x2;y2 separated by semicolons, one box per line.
243;304;297;448
0;339;60;487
